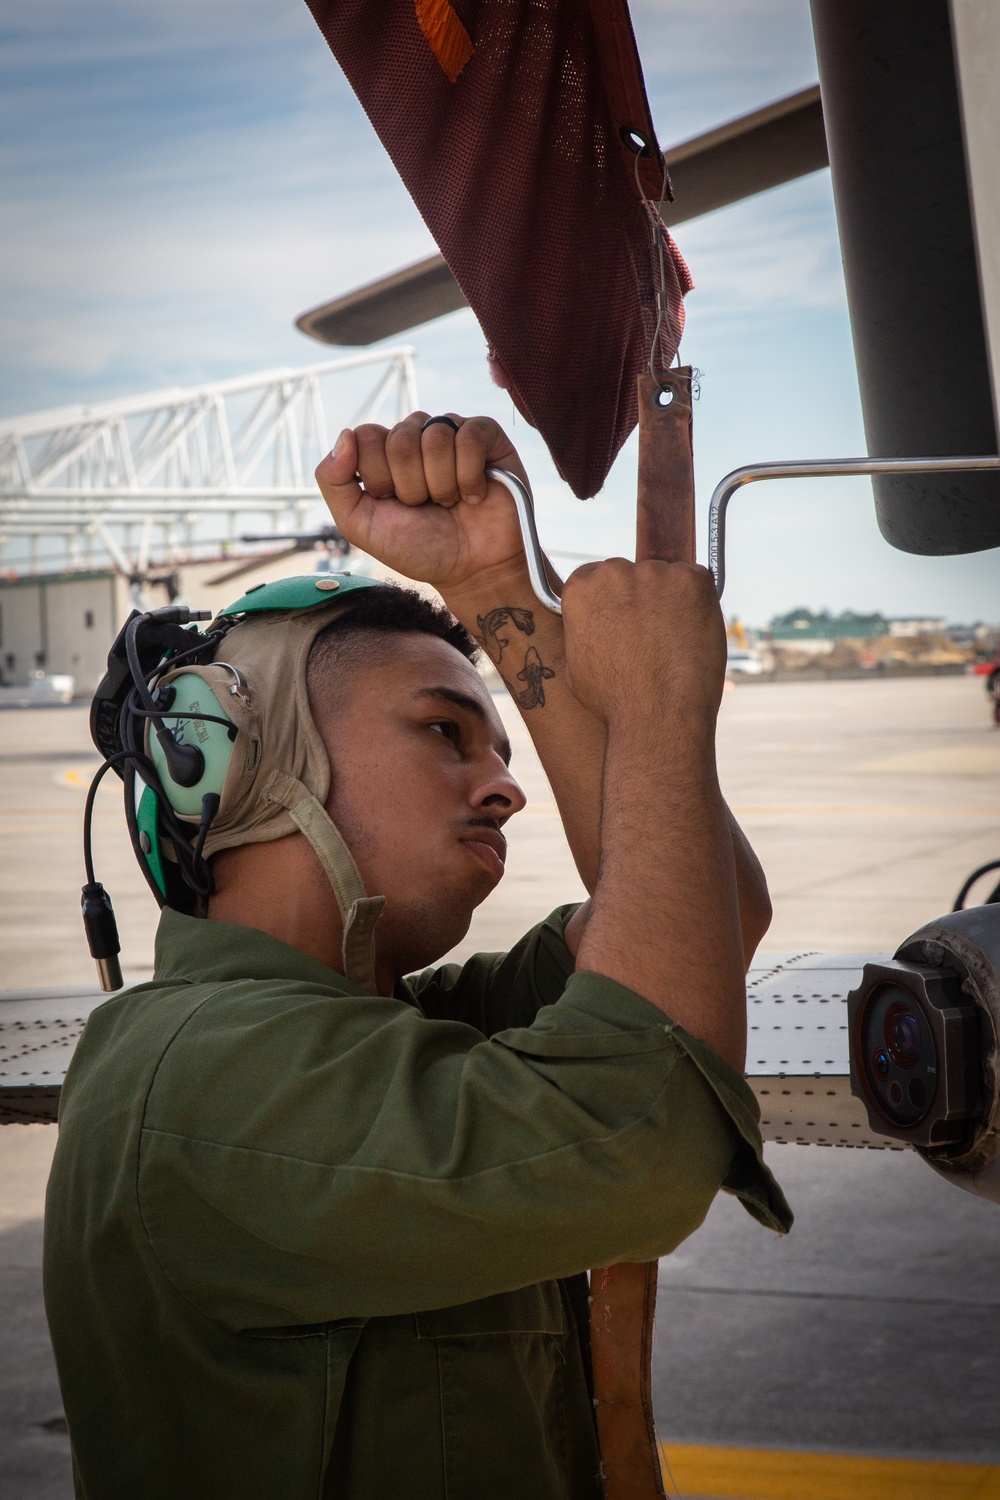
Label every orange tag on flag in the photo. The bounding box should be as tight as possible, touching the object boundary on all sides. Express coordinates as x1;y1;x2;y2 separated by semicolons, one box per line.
414;0;474;82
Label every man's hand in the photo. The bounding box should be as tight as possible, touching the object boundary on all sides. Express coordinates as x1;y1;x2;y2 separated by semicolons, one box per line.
560;557;728;728
315;414;530;596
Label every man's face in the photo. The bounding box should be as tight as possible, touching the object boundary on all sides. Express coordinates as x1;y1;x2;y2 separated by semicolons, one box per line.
315;632;525;976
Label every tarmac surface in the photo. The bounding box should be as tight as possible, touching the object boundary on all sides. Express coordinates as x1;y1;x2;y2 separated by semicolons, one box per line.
1;672;999;1498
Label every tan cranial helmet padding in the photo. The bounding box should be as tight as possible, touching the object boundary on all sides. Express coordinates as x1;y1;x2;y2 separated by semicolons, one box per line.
157;600;384;993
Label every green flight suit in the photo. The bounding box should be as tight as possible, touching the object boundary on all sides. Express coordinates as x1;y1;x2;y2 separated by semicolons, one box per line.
44;905;790;1500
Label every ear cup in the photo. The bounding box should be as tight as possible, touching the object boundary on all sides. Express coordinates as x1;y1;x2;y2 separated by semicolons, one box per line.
134;781;168;899
146;671;236;817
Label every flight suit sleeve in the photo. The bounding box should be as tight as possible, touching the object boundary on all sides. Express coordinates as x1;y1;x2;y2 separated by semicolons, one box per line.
137;969;792;1333
409;904;580;1034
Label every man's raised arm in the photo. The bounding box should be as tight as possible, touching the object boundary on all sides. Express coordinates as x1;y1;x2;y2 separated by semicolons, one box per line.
315;413;770;961
562;558;747;1069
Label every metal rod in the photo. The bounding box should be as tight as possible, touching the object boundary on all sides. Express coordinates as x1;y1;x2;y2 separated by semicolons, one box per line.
485;466;562;615
708;455;1000;598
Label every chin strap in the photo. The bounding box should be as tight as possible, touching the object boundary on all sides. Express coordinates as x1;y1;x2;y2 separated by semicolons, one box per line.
263;771;386;995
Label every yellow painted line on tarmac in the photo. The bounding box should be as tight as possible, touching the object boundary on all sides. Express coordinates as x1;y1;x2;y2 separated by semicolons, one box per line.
660;1443;1000;1500
0;808;118;818
62;767;109;789
730;805;1000;817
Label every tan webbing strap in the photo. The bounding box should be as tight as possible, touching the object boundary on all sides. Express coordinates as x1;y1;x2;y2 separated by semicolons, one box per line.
635;368;695;564
263;771;386;995
589;368;696;1500
339;893;388;998
590;1262;663;1497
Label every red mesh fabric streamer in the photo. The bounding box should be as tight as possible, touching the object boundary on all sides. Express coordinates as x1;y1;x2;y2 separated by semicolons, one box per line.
303;0;692;498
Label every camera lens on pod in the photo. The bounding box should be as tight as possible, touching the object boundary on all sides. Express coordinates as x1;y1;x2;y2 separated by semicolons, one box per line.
885;1004;922;1068
860;983;936;1126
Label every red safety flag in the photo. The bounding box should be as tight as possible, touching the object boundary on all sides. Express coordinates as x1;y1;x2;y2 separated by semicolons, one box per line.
304;0;692;498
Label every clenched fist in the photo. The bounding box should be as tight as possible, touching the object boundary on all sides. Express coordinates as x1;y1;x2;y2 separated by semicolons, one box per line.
315;413;531;598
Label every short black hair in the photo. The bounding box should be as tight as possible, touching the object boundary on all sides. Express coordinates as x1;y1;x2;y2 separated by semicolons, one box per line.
307;582;478;716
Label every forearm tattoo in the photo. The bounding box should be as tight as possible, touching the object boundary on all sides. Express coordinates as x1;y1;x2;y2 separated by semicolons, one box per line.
476;606;535;661
514;646;556;709
476;606;555;710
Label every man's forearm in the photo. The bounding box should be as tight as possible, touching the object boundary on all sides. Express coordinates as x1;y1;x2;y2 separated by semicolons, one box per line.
443;565;605;893
576;713;748;1071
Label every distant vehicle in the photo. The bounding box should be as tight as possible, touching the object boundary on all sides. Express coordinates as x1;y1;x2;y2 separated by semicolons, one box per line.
0;671;75;709
726;647;766;677
985;659;1000;726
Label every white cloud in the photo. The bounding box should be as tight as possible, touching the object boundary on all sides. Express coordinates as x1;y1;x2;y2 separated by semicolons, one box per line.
633;0;820;141
677;184;846;320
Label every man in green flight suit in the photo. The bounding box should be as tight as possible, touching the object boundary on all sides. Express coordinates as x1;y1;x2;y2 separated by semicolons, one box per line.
44;412;790;1499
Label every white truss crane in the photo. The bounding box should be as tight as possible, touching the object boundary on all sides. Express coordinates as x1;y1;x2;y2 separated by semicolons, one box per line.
0;349;418;575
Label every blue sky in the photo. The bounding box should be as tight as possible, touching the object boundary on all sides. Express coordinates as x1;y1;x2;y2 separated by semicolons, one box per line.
1;0;997;624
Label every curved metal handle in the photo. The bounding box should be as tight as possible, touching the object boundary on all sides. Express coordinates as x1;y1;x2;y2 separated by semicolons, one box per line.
485;466;562;615
708;455;1000;599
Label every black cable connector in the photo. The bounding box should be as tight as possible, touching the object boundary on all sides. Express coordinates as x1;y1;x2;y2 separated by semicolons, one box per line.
146;607;212;625
190;793;221;897
81;882;123;992
153;725;205;787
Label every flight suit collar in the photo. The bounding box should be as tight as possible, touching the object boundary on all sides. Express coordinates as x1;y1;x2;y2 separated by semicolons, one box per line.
152;906;362;994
